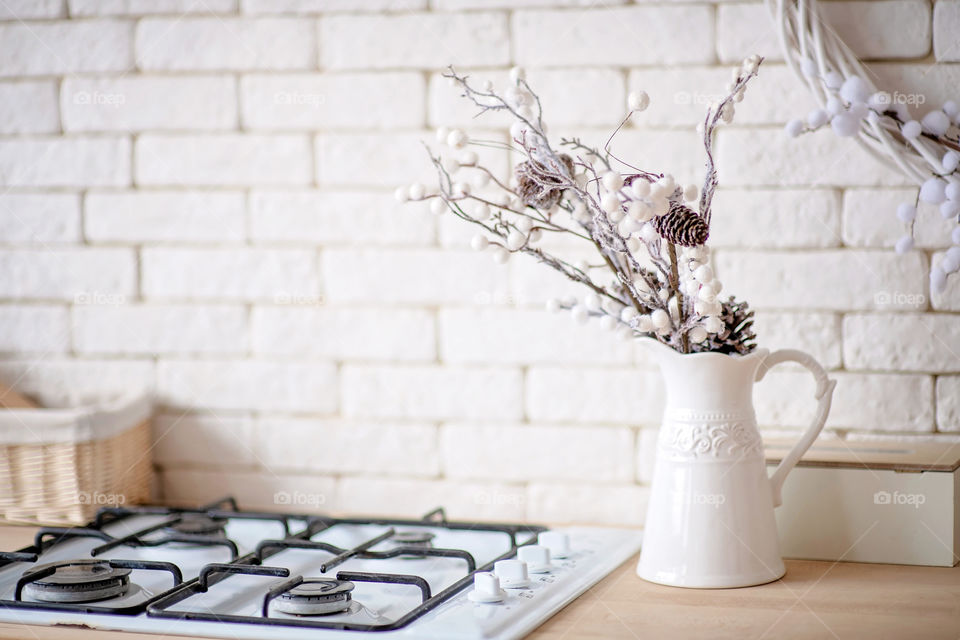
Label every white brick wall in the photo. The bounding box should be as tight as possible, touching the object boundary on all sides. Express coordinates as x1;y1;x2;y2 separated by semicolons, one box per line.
0;1;956;525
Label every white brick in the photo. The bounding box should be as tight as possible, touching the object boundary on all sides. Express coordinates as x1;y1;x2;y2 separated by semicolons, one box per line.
842;188;953;249
0;82;58;133
755;371;934;431
752;311;842;369
251;307;435;361
0;137;130;187
717;3;781;63
628;65;815;127
161;468;336;513
513;7;714;66
439;308;631;365
636;427;658;484
709;189;841;248
242;0;426;13
241;72;424;130
73;304;247;355
321;12;509;70
336;476;525;521
142;248;319;301
322;249;510;305
250;190;434;246
342;365;523;421
0;194;80;243
527;483;649;526
152;413;256;467
440;424;634;482
526;367;664;425
157;359;338;412
605;129;705;188
70;0;236;15
936;376;960;430
0;305;69;353
506;246;599;305
820;1;930;59
436;0;625;8
429;68;624;129
0;359;153;407
258;419;439;476
716;128;909;187
0;248;135;301
932;252;960;311
844;314;960;373
85;191;245;243
62;76;236;132
136;18;315;71
934;1;960;61
316;131;510;187
136;134;311;186
715;250;926;311
0;0;63;19
0;20;132;77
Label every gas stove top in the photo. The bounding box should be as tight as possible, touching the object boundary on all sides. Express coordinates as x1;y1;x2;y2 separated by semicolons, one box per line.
0;497;642;639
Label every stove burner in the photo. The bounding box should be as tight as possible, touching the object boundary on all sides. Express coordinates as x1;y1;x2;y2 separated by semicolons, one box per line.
163;514;227;537
273;578;355;616
21;560;131;604
391;530;435;556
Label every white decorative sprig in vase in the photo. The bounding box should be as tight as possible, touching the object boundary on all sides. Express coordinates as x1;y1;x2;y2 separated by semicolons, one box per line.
399;58;765;355
401;57;839;590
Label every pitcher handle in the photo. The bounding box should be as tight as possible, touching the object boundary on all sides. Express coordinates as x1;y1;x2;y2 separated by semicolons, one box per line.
755;349;837;508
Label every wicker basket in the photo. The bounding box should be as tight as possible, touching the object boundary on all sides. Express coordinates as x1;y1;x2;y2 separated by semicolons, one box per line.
0;395;152;526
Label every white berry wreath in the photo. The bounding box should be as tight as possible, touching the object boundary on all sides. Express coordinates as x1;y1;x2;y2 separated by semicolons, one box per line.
769;0;960;292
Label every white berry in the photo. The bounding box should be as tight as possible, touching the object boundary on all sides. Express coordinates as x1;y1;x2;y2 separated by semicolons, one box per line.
506;230;526;251
694;264;714;282
785;119;805;138
545;298;561;313
394;186;409;203
631;180;651;198
922;110;951;136
509;66;525;83
447;129;467;149
831;113;859;138
902;120;922;139
807;109;829;128
683;184;698;202
602;171;624;192
492;247;510;264
651;308;670;329
627;91;650;112
601;193;621;214
704;316;724;334
920;177;947;204
470;235;489;252
571;305;589;325
894;235;914;254
896;203;917;223
689;326;708;343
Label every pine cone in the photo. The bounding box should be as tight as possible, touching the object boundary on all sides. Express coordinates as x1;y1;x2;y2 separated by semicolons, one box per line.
651;202;709;247
515;155;574;209
692;297;757;355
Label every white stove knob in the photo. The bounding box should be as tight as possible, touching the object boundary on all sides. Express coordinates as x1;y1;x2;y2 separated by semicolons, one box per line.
518;545;553;573
493;559;530;589
467;572;505;603
538;531;571;558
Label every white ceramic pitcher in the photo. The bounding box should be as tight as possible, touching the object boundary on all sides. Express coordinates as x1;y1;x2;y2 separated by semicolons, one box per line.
637;338;837;588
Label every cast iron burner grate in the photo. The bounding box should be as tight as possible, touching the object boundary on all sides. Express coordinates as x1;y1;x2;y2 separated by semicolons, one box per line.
20;559;131;603
161;514;228;537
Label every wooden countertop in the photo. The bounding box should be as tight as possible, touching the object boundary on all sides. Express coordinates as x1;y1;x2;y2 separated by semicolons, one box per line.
1;525;958;640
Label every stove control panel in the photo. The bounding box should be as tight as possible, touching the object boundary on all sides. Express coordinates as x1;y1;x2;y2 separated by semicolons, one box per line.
416;527;643;639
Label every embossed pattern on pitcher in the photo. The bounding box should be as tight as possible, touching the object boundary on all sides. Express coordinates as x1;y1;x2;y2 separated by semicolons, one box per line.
660;409;763;461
